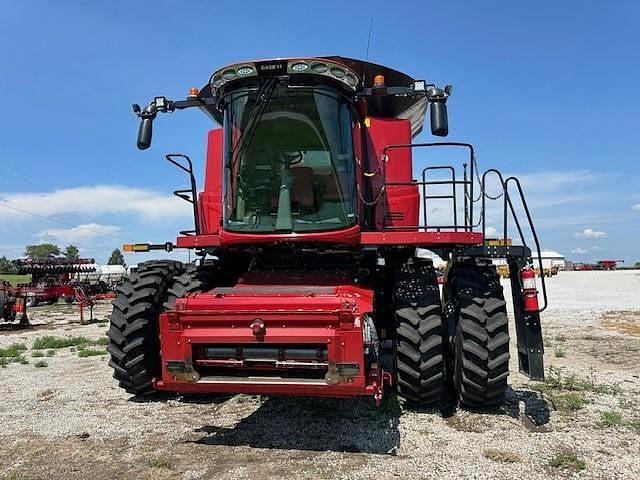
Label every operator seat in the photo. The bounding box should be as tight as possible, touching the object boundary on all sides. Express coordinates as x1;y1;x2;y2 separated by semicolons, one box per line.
291;167;316;209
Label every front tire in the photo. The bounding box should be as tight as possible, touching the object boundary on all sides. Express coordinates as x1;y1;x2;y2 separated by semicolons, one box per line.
107;260;182;395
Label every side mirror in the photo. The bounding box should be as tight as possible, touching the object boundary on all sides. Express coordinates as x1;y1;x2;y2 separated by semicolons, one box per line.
137;117;154;150
430;101;448;137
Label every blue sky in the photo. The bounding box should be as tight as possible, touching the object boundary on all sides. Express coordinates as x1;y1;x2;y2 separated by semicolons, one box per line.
0;1;638;265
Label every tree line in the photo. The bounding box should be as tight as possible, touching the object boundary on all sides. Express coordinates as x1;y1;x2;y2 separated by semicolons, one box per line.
0;243;125;274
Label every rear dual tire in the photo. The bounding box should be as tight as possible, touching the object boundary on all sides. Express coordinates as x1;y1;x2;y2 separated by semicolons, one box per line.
393;259;445;409
446;261;510;409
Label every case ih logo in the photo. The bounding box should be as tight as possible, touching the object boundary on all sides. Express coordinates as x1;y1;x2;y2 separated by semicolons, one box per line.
256;61;286;75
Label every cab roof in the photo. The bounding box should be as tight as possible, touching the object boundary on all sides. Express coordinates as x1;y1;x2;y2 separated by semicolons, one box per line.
198;56;429;137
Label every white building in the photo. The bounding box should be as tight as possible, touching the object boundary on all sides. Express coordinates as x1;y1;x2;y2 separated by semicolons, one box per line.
536;250;566;270
491;250;566;270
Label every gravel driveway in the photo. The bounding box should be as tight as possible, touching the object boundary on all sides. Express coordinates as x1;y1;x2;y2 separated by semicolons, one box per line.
1;270;639;479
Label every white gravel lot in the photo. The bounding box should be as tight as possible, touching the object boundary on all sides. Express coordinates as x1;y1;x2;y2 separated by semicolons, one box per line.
0;270;639;479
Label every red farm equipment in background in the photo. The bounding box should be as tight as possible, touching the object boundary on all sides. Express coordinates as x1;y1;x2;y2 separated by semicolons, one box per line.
13;258;96;307
108;56;548;410
0;280;29;328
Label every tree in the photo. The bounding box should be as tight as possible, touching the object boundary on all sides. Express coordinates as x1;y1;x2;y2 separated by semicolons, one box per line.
25;243;60;259
0;256;16;274
108;248;126;267
64;245;80;260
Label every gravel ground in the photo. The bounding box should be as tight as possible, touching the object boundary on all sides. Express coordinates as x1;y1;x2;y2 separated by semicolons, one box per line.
1;270;639;479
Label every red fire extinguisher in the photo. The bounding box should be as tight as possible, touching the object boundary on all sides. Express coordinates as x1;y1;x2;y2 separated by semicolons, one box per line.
521;268;540;313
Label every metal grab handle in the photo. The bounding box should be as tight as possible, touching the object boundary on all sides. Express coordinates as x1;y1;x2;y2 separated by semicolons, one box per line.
165;154;200;235
504;177;548;313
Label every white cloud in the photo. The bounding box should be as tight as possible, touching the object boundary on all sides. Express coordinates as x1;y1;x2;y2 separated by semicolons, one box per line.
0;185;190;221
574;228;607;239
515;170;596;194
485;226;498;237
632;204;640;212
571;247;588;254
39;223;122;244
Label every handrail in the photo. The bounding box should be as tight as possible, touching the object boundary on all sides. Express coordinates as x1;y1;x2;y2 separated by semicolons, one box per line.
504;177;549;312
166;153;200;235
380;142;475;231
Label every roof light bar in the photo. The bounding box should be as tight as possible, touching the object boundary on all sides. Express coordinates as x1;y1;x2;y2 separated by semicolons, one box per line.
209;58;361;95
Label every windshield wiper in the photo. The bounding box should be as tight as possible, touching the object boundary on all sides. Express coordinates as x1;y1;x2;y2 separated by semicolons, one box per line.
228;78;279;170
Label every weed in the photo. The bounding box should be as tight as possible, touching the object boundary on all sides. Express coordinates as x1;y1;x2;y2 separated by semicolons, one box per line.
618;398;634;409
31;350;44;358
484;448;522;463
148;458;172;469
598;410;623;428
554;334;567;343
539;366;622;396
0;346;29;366
548;450;586;471
0;343;27;358
32;335;107;350
33;360;48;368
554;348;566;358
6;472;31;480
560;392;587;411
45;350;56;357
77;348;106;358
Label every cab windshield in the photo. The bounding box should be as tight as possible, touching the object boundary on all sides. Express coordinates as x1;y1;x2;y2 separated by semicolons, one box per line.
223;83;356;233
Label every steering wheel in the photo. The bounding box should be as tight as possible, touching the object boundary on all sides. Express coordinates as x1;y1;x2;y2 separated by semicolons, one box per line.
277;151;303;166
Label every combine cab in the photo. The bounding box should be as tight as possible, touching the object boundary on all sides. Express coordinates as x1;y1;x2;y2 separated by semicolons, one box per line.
108;57;547;409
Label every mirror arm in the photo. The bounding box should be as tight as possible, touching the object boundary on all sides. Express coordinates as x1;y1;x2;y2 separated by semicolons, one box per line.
132;96;218;150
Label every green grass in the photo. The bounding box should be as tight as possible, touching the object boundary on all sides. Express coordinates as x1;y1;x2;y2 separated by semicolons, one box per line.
31;350;44;358
0;343;27;358
32;335;107;350
560;392;587;411
77;348;107;358
33;360;48;368
6;472;32;480
0;343;28;366
45;349;56;357
0;273;31;286
538;366;622;395
548;450;586;471
554;348;566;358
554;334;567;343
148;458;172;469
598;410;623;428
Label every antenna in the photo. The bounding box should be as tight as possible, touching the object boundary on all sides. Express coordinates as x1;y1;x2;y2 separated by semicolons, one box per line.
362;17;373;86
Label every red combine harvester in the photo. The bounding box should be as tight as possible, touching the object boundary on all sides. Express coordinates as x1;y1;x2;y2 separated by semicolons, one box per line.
14;258;96;307
597;259;623;270
108;57;547;409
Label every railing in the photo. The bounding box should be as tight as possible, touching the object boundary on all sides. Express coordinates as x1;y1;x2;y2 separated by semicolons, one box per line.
379;142;548;311
380;142;475;231
166;154;200;236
